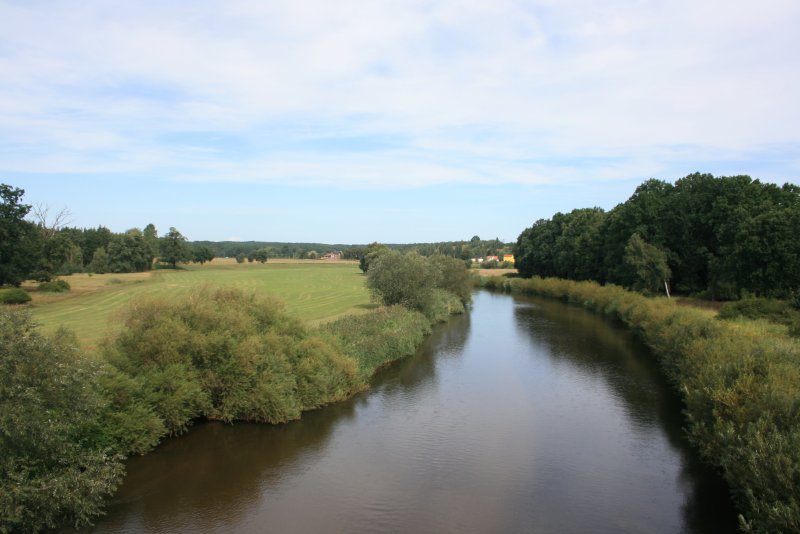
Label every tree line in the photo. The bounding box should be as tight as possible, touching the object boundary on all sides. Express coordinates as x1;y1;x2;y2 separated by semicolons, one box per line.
0;184;214;286
195;237;512;263
515;173;800;299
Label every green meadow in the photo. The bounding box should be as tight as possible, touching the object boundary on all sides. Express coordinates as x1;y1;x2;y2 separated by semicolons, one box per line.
25;259;373;352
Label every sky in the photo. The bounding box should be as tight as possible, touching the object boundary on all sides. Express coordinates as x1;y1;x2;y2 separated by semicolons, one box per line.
1;0;799;244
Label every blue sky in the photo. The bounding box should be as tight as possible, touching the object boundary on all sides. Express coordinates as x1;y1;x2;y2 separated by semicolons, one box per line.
2;1;799;243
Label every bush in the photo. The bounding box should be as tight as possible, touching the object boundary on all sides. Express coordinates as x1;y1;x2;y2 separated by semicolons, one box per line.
366;251;439;312
38;279;71;293
323;306;431;379
0;288;31;304
423;288;465;323
429;254;473;305
103;287;362;437
56;262;83;276
718;297;800;329
0;311;123;532
366;251;471;321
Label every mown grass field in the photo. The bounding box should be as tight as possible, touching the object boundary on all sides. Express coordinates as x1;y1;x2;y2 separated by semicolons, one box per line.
23;259;373;352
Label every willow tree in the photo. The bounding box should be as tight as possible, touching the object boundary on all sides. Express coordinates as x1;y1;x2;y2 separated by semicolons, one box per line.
624;233;671;296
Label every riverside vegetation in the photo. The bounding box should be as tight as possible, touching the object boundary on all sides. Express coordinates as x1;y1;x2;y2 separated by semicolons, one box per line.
480;275;800;533
0;254;471;532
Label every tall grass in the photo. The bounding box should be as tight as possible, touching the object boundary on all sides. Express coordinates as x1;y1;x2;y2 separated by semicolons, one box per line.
323;305;433;380
479;275;800;533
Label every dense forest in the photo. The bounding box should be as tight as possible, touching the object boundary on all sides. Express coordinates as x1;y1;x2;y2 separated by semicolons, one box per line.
515;173;800;299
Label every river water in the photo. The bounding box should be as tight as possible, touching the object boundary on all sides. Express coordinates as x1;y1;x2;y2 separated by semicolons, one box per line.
90;291;736;533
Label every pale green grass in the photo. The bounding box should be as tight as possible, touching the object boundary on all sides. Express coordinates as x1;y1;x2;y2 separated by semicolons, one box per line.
25;259;372;352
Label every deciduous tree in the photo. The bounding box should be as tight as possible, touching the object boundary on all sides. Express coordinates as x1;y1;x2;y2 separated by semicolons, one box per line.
191;245;215;265
0;310;124;531
159;227;190;268
0;184;42;286
623;234;671;295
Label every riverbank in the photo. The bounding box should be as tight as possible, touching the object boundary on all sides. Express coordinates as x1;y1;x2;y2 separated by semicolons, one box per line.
90;291;734;533
479;275;800;533
1;289;461;532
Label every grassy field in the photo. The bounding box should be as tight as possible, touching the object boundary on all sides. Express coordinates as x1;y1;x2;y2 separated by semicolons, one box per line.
23;259;373;352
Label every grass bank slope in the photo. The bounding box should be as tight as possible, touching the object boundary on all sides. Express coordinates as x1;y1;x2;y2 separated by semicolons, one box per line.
25;260;371;351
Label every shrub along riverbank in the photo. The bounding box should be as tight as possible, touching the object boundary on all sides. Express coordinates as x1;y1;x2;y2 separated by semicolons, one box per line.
0;292;443;532
1;253;472;532
480;275;800;533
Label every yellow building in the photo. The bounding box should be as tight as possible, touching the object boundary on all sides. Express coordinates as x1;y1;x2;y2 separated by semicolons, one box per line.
503;254;515;263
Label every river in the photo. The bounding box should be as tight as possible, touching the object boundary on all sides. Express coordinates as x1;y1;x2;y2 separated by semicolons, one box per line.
90;291;736;533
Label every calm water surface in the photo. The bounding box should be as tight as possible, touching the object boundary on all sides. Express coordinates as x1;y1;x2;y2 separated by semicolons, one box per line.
90;291;736;533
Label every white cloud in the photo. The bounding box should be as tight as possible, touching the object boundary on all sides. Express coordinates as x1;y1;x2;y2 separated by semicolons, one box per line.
0;0;798;186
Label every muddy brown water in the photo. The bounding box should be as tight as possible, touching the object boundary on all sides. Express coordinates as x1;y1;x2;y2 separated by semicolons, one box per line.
89;291;736;533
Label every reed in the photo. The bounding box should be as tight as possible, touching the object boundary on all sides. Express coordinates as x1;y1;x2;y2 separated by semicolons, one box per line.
484;275;800;533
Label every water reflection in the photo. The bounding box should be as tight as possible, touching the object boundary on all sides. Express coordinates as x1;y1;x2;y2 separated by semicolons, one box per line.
88;291;735;533
511;294;736;533
93;401;358;532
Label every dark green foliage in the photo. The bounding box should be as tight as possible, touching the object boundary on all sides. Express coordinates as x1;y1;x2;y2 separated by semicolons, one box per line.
490;276;800;533
428;254;474;305
0;311;124;532
38;279;71;293
366;251;438;311
191;245;215;265
159;227;191;268
602;179;673;287
366;251;469;322
516;208;607;281
89;247;110;274
718;297;800;336
235;253;246;263
0;185;42;287
515;173;800;299
81;226;114;266
107;232;152;273
142;223;158;265
359;242;390;273
623;234;671;295
251;248;269;263
41;231;84;276
0;288;31;304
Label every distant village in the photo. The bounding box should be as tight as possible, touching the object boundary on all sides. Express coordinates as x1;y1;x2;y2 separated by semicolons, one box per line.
472;254;515;264
316;250;515;265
